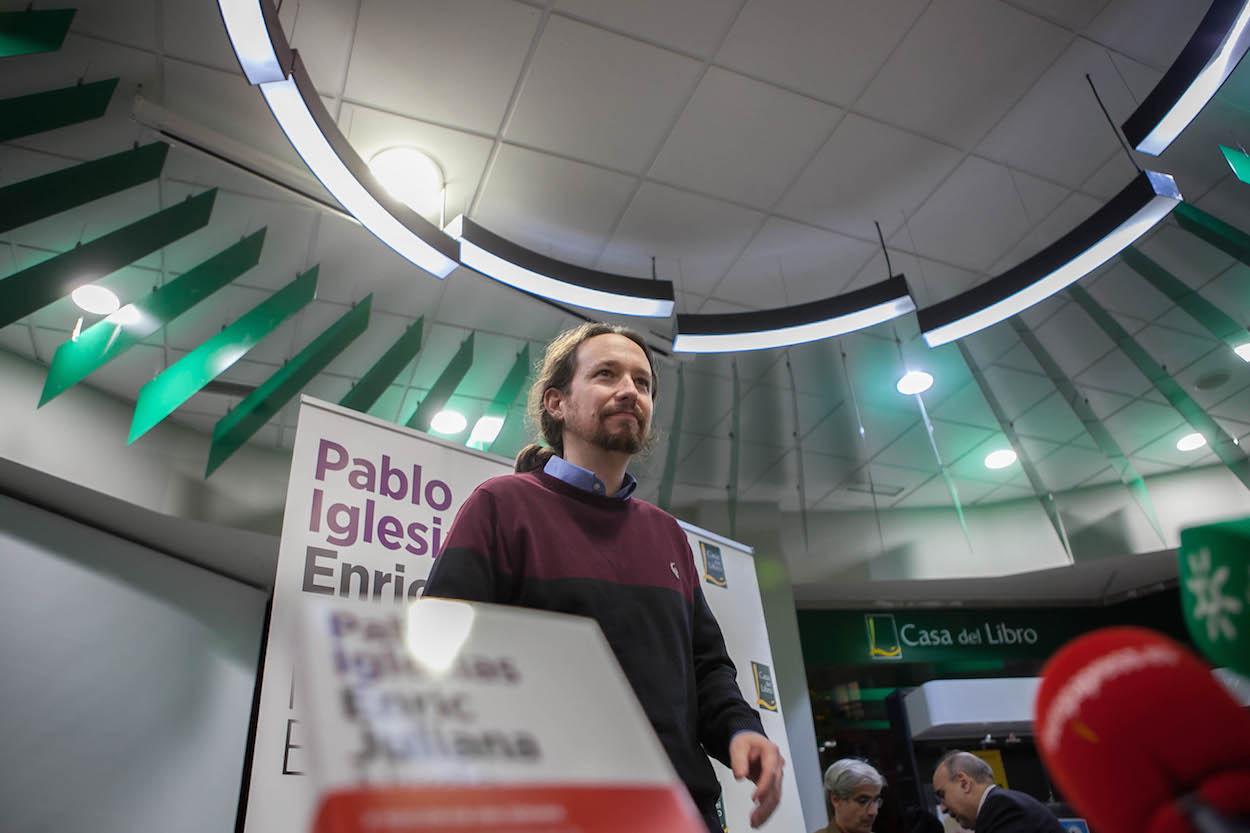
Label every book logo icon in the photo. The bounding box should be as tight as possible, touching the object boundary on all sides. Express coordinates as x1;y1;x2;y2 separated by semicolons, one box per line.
751;661;778;712
700;541;727;588
866;613;903;660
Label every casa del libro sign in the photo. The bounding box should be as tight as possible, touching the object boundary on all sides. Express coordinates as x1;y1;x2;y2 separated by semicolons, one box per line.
866;613;1041;661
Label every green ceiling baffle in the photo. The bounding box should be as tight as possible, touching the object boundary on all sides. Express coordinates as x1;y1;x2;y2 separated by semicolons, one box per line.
40;230;266;405
468;344;528;453
128;266;318;443
339;316;424;414
0;78;117;142
207;297;372;476
957;342;1072;560
657;364;685;512
1069;285;1250;491
0;189;217;330
1219;144;1250;185
406;333;474;432
1121;247;1250;352
1009;318;1165;544
1;142;169;234
0;8;76;57
1173;202;1250;266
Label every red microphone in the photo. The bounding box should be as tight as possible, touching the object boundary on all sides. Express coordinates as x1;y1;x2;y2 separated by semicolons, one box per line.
1034;627;1250;833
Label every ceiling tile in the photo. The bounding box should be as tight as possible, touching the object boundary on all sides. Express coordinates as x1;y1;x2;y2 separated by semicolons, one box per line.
979;365;1053;420
506;15;704;172
1083;0;1208;72
1032;443;1116;492
74;0;157;51
342;103;495;226
552;0;742;57
777;114;963;241
807;404;917;458
929;381;998;430
1075;348;1153;397
345;0;541;134
1154;101;1245;198
715;0;928;105
475;144;637;265
1131;324;1220;376
1209;381;1250;422
307;215;447;313
855;0;1069;149
1034;300;1115;376
1081;151;1137;199
650;68;842;208
714;219;876;308
1012;390;1087;444
1086;259;1172;320
1005;0;1112;29
280;0;361;95
947;432;1019;484
1133;428;1225;468
597;183;764;296
875;419;992;471
1177;352;1250;411
893;474;997;508
819;462;937;508
977;39;1156;188
1101;398;1184;454
896;156;1051;272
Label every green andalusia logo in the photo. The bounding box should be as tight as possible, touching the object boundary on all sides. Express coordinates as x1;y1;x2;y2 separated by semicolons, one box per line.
866;613;903;660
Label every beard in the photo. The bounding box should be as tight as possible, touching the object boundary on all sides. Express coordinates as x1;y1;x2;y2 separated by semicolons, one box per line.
588;407;648;454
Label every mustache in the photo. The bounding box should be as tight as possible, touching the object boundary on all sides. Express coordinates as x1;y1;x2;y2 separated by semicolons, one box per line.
602;405;644;420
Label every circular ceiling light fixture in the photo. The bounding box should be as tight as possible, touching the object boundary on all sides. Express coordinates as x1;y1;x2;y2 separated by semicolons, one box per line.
368;147;444;220
984;448;1018;470
896;369;934;395
1176;432;1207;451
1235;342;1250;362
71;284;121;315
430;409;467;435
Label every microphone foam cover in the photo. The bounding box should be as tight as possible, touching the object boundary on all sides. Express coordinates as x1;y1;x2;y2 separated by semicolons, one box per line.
1035;627;1250;833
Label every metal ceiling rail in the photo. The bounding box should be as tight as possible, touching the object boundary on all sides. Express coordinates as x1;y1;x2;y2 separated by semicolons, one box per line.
0;188;217;330
1068;285;1250;491
128;266;318;443
406;332;475;433
0;142;169;235
40;229;266;405
0;8;76;57
207;296;372;476
0;78;117;142
956;342;1073;562
339;317;424;415
1008;318;1166;545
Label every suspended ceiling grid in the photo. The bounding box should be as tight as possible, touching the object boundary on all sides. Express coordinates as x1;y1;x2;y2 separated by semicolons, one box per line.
1;0;1249;515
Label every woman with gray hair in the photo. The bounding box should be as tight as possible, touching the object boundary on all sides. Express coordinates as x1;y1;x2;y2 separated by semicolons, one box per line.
812;758;886;833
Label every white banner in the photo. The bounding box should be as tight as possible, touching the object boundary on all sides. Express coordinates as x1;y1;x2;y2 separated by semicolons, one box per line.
295;595;705;833
242;399;509;833
681;524;806;833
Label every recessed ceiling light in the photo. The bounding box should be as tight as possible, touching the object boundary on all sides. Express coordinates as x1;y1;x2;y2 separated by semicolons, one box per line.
1235;342;1250;362
368;147;444;220
1177;432;1207;452
467;415;504;448
71;284;120;315
984;449;1017;470
896;370;934;395
430;409;467;435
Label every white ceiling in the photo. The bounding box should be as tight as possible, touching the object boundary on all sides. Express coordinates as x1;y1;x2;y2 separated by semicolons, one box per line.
3;0;1250;525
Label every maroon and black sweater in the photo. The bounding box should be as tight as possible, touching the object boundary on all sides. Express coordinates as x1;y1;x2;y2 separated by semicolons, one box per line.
424;469;765;813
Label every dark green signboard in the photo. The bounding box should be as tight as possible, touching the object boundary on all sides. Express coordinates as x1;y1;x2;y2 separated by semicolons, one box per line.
799;595;1188;668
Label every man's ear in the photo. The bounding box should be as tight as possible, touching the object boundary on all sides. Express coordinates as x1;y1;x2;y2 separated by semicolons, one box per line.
542;387;565;422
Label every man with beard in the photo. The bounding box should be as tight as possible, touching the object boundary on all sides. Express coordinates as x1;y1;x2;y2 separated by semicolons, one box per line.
425;323;784;832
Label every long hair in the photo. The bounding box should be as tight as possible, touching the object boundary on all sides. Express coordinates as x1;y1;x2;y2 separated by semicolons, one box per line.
515;323;659;473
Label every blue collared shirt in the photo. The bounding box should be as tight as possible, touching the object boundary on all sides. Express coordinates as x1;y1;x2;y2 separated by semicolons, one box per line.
544;455;637;499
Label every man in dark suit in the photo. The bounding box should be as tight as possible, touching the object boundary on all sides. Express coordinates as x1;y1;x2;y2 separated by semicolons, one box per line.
931;751;1065;833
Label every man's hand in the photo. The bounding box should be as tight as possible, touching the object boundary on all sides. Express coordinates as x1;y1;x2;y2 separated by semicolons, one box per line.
728;731;784;828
